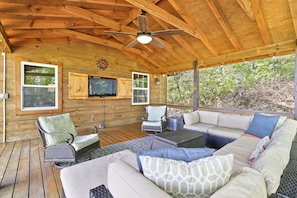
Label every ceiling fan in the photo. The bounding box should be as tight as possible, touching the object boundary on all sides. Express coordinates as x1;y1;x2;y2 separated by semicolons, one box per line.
104;11;184;48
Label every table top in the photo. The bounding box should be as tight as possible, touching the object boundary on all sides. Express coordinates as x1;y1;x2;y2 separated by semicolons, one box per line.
154;129;203;143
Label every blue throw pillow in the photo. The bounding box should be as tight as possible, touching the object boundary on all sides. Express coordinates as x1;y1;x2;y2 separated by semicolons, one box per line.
246;113;280;138
136;147;215;173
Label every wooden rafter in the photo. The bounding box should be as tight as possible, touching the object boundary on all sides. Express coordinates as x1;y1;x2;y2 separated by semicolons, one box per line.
152;15;201;60
206;0;243;51
124;0;219;56
288;0;297;37
250;0;271;45
65;0;134;7
0;21;12;52
61;5;178;66
52;29;158;70
236;0;255;21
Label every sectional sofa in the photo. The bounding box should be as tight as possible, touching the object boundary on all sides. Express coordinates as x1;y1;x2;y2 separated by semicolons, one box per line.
60;111;297;198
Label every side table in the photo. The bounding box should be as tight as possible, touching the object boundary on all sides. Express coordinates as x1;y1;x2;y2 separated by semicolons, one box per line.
166;116;183;131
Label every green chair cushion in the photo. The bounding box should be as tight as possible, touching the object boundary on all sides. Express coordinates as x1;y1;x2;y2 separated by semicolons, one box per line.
38;113;77;147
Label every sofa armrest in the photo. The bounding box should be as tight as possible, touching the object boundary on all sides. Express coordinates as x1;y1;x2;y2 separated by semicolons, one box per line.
108;160;171;198
210;167;267;198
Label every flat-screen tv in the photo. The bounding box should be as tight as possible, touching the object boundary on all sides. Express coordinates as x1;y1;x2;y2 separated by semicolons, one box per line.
88;76;117;97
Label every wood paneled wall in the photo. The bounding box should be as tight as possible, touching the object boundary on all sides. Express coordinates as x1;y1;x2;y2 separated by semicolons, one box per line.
0;42;167;142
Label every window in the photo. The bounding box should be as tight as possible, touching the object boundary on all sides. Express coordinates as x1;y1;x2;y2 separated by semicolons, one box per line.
132;72;149;105
15;59;62;114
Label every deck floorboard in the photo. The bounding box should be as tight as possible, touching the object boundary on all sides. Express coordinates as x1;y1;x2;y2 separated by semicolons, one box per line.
0;123;146;198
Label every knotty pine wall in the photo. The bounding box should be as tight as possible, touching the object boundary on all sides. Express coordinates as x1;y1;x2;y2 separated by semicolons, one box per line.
0;42;167;142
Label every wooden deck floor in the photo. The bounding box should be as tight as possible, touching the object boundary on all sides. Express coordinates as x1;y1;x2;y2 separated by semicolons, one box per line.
0;122;146;198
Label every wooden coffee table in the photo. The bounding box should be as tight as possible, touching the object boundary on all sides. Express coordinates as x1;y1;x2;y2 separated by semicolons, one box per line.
152;129;205;150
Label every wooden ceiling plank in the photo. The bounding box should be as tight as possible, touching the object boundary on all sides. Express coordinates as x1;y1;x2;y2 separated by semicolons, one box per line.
52;28;160;69
122;51;155;71
125;0;219;56
2;19;106;29
62;5;172;66
202;39;295;67
65;0;134;7
250;0;271;45
288;0;297;37
165;39;295;73
0;21;12;52
206;0;243;51
152;15;201;60
236;0;255;21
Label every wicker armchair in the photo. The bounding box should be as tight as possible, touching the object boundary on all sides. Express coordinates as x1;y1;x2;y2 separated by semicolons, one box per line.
36;113;100;166
141;105;167;133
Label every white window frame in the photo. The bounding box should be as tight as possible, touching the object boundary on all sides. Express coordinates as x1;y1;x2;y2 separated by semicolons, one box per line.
132;72;150;105
20;61;59;111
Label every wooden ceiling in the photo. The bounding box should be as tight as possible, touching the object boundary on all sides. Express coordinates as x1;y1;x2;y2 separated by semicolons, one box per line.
0;0;296;74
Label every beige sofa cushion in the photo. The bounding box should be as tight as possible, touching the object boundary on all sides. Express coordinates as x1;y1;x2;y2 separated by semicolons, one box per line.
214;136;260;173
183;123;214;133
252;119;297;195
208;126;245;139
198;111;220;125
60;150;137;198
108;160;171;198
211;167;267;198
218;113;252;131
183;111;199;125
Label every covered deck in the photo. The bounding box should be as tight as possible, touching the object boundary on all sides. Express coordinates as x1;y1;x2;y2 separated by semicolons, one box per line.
0;123;145;198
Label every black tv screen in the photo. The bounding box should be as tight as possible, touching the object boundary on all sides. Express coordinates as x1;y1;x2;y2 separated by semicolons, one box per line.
88;76;117;97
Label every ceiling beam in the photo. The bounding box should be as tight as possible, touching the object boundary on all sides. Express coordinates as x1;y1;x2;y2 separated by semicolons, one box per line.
61;5;175;67
65;0;134;7
236;0;255;21
0;21;12;52
53;29;159;70
168;39;296;73
288;0;297;37
250;0;271;45
152;15;201;60
206;0;243;51
124;0;219;56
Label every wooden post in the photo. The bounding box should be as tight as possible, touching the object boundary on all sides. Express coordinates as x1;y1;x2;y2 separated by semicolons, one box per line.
193;60;199;111
294;39;297;120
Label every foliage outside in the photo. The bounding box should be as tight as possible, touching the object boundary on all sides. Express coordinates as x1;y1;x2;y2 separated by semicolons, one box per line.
167;54;295;113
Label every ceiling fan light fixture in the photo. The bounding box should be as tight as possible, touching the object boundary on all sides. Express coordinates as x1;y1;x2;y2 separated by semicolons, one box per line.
137;34;152;44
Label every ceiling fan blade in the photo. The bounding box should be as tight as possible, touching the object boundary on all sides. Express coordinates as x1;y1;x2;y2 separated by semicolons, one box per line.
125;39;138;48
104;31;136;36
137;15;148;32
151;38;165;48
152;29;184;37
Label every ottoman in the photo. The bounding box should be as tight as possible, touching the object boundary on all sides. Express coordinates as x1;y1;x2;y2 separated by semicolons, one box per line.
152;129;205;150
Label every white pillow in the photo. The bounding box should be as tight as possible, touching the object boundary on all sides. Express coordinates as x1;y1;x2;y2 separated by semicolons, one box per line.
140;154;234;197
183;111;199;125
248;136;270;165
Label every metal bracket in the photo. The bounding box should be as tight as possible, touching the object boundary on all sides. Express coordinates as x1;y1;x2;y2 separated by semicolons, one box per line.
0;93;8;99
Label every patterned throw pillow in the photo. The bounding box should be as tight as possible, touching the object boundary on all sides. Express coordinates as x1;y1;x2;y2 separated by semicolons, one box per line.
140;154;234;197
248;136;270;165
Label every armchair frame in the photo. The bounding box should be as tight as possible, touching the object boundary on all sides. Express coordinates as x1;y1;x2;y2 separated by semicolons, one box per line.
36;121;100;163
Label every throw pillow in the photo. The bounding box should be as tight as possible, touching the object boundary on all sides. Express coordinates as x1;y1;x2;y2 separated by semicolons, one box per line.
38;113;77;146
136;147;215;173
140;154;234;198
261;113;287;130
248;136;270;165
246;113;280;138
183;111;199;125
